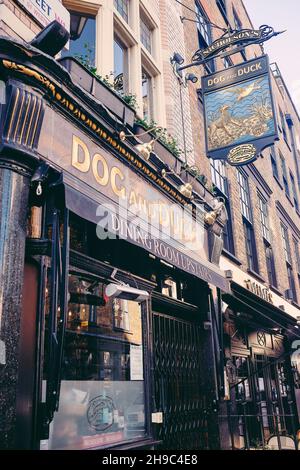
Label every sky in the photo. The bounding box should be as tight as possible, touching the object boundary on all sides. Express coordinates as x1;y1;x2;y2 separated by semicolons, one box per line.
243;0;300;114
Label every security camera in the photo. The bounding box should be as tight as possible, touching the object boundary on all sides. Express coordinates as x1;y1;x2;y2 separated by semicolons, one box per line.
105;283;149;302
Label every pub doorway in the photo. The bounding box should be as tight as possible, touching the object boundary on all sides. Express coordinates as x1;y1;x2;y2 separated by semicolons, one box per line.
151;281;213;450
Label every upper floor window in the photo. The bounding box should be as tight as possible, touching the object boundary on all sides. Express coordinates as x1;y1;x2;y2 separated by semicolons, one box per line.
216;0;229;25
281;222;292;264
223;56;233;68
290;172;299;212
233;7;242;30
211;159;227;195
280;153;290;198
270;147;279;180
279;108;288;142
140;16;152;53
237;170;252;222
287;264;297;302
195;1;215;72
237;171;258;271
293;237;300;274
258;193;270;243
114;0;129;23
65;13;96;66
265;245;277;288
114;36;128;94
210;160;234;254
142;68;153;122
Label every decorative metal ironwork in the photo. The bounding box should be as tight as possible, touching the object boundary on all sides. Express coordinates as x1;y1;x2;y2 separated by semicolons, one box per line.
153;312;209;450
257;331;266;347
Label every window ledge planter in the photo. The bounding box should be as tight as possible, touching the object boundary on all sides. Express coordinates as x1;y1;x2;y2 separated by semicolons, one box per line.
58;56;136;128
133;122;212;204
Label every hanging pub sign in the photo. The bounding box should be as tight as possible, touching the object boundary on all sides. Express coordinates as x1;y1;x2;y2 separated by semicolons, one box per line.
201;55;278;166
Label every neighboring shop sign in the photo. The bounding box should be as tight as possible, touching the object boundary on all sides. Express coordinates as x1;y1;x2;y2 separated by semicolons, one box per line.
244;279;273;304
202;55;278;166
16;0;70;31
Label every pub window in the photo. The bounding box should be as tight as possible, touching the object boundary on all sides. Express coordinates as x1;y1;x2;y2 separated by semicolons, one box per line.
281;222;292;264
233;7;242;30
223;56;233;68
257;192;270;243
113;299;130;331
237;170;259;272
114;36;129;94
140;15;152;54
141;68;153;122
290;171;299;211
279;108;288;142
210;159;235;254
44;272;147;449
279;153;290;198
287;264;297;302
63;13;96;66
195;1;215;73
265;244;277;288
216;0;229;25
244;221;259;273
237;170;252;223
270;147;279;180
293;237;300;274
114;0;129;23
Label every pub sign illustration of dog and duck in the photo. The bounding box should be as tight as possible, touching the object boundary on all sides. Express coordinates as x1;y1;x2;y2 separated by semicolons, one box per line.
204;75;276;151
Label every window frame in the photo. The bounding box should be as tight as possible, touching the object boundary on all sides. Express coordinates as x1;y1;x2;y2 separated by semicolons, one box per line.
257;192;271;243
264;241;277;288
114;0;130;24
279;152;290;198
281;222;292;265
195;1;215;73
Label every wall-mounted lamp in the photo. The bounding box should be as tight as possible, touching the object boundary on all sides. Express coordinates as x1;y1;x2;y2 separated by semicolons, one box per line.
184;73;198;86
134;140;155;161
170;52;184;65
179;182;193;199
70;13;89;40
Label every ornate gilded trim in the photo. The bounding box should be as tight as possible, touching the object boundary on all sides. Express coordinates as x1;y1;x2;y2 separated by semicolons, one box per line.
2;60;188;206
3;85;44;150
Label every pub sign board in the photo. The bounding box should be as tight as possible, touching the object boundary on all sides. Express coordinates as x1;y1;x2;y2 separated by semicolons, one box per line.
201;55;278;166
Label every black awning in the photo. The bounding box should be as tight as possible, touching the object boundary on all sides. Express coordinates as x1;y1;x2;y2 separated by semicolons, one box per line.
222;281;298;332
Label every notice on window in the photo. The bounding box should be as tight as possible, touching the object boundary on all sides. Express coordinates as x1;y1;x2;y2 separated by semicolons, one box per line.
130;345;143;380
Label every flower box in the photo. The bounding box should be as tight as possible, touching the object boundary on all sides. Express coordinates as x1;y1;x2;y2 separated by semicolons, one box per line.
58;56;135;128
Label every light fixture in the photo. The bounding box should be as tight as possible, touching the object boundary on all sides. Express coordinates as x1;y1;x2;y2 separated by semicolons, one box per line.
185;73;198;85
170;52;184;65
30;20;70;56
135;140;155;161
70;13;89;40
179;182;193;199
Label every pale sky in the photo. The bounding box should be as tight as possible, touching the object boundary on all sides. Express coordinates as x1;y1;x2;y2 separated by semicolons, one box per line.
243;0;300;114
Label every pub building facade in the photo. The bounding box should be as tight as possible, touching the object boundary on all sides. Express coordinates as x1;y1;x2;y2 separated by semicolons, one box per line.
0;0;300;452
0;29;231;450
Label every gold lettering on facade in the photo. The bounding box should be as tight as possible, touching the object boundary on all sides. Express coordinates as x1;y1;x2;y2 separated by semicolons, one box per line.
92;153;109;186
71;135;90;172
